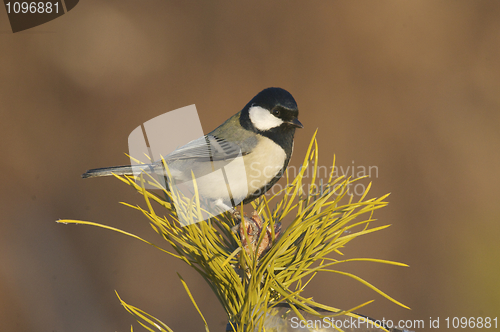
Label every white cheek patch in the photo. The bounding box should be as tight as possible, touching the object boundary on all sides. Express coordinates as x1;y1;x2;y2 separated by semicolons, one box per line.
249;106;283;131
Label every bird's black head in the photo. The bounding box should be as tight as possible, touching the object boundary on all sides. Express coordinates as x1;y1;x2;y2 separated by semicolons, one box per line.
240;88;303;151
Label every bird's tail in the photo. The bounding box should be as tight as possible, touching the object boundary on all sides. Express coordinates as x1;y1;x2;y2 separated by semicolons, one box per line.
82;164;155;179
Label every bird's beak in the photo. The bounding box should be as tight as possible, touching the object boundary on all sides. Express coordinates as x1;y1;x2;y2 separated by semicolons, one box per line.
287;118;303;128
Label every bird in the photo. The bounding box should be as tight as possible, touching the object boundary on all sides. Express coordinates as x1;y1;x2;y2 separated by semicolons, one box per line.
82;87;303;211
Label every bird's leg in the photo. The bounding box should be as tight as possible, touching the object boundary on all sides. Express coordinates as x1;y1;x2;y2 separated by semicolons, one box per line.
214;198;234;213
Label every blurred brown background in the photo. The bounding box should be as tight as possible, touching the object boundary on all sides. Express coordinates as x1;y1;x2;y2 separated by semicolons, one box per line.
1;1;499;331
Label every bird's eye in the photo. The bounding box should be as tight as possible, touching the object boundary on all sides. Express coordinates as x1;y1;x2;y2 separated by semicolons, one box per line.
272;109;281;117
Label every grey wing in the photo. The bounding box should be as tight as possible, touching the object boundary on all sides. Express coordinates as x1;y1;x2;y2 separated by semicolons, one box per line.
165;135;249;162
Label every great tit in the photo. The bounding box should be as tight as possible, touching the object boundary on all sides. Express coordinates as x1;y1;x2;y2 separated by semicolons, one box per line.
82;87;303;208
